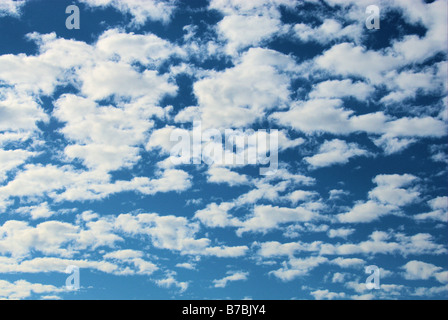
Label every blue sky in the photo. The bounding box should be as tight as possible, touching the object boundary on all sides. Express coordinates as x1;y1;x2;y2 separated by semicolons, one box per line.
0;0;447;300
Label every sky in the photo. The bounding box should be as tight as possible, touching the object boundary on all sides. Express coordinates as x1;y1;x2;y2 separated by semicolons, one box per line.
0;0;447;300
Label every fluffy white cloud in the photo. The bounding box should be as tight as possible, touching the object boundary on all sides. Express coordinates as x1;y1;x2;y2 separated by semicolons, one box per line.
175;262;196;270
414;196;448;222
391;0;447;64
0;0;446;299
319;231;446;256
96;29;184;65
0;0;26;17
271;98;446;138
327;228;355;239
206;167;250;186
373;135;416;155
315;43;400;84
15;202;56;220
269;256;328;281
114;212;247;257
294;19;361;44
0;162;192;208
402;260;447;284
0;149;36;182
79;61;177;101
0;33;91;95
217;15;282;54
310;289;345;300
287;190;318;204
330;257;364;268
0;256;119;275
54;94;155;171
258;230;446;258
0;218;123;258
304;139;371;168
79;0;176;25
332;272;346;283
256;240;322;258
155;272;189;293
103;250;158;275
0;279;65;300
194;48;297;129
213;271;249;288
0;89;48;132
380;63;446;104
236;204;320;235
338;174;420;223
337;200;396;223
194;202;238;228
369;174;420;207
309;79;373;101
209;0;295;17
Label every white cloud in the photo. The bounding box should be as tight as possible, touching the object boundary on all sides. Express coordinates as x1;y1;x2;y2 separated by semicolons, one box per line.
330;257;364;268
206;167;250;186
309;79;373;101
217;15;282;54
369;174;420;207
237;204;320;235
0;149;36;182
79;0;176;25
256;240;322;258
0;89;48;132
332;272;346;283
104;250;158;275
391;0;447;64
0;218;123;258
114;212;247;257
0;256;119;275
175;262;196;270
338;174;420;223
402;260;447;284
0;0;26;17
155;271;189;293
269;256;328;281
412;284;448;297
414;196;448;222
209;0;295;18
327;228;355;239
194;202;239;228
310;289;345;300
235;170;314;206
213;271;249;288
0;33;90;95
96;29;184;65
328;189;349;200
15;202;56;220
103;249;143;260
259;230;446;258
79;61;177;101
271;98;446;137
0;279;65;300
194;47;296;129
373;135;416;155
294;19;361;45
380;63;446;104
320;231;446;256
0;162;192;207
314;42;399;84
304;139;371;168
287;190;318;204
337;200;397;223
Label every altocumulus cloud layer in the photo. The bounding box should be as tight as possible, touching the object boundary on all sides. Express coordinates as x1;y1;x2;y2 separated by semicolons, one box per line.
0;0;447;299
